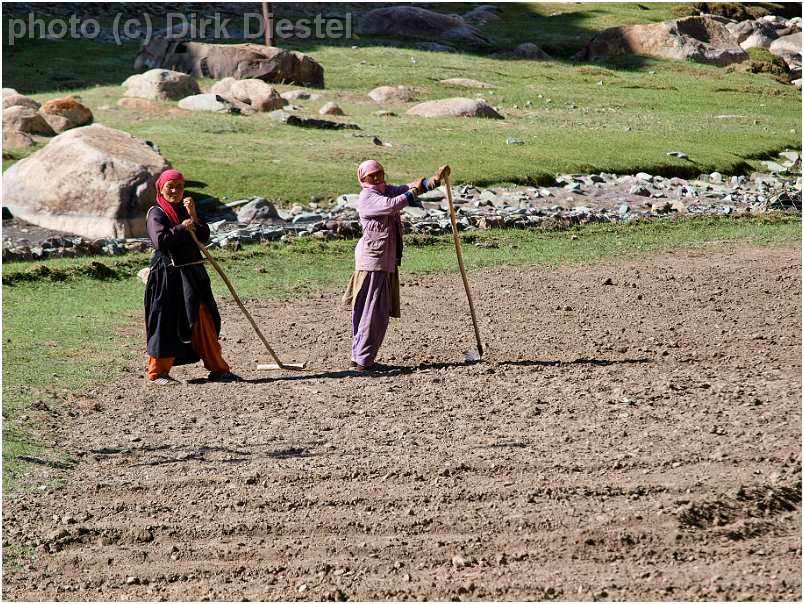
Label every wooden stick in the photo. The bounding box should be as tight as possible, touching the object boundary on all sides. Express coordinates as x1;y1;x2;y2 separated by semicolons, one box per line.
188;229;286;368
442;174;483;356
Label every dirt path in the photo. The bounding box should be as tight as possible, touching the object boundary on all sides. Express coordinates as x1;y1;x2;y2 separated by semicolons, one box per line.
4;243;801;601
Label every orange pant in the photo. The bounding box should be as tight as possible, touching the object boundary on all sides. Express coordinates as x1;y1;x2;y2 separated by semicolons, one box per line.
147;304;230;380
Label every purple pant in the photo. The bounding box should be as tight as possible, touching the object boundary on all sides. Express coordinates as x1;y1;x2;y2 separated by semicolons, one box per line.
351;271;390;367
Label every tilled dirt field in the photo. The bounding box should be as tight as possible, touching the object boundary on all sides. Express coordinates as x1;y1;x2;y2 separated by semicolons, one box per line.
3;243;802;601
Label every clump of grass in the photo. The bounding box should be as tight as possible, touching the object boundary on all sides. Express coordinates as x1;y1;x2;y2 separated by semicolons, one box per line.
743;47;791;80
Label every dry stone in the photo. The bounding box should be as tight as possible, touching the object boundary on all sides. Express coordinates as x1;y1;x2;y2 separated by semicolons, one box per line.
2;124;170;239
123;69;201;101
407;97;503;119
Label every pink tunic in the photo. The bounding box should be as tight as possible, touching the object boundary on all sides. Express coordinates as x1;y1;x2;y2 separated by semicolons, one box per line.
354;183;414;272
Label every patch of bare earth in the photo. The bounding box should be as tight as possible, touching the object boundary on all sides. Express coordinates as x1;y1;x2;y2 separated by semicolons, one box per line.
3;244;801;601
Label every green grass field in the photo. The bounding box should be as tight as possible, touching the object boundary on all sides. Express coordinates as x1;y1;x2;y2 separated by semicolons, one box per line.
2;3;800;203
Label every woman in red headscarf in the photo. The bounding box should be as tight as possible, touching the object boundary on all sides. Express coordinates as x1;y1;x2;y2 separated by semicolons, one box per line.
143;169;237;385
342;160;450;371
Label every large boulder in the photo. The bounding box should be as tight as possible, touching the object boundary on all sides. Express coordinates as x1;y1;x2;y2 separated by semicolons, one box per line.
211;78;286;112
134;38;324;88
359;6;493;47
3;129;35;149
463;5;502;24
407;97;503;119
727;20;779;49
740;29;778;50
40;97;93;128
574;15;748;66
725;20;759;44
2;106;54;136
3;93;40;111
769;32;802;57
237;198;281;223
368;85;417;103
2;124;170;239
513;42;551;59
123;68;201;101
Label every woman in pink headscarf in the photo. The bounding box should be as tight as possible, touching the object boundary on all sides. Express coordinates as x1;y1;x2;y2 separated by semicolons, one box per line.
342;160;450;370
143;169;237;385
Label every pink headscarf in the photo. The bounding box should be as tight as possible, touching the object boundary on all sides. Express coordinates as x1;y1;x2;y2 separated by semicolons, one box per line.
357;159;385;194
154;169;184;226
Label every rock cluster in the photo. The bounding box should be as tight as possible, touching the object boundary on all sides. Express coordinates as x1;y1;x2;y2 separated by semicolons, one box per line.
5;167;799;262
575;15;749;66
2;90;93;148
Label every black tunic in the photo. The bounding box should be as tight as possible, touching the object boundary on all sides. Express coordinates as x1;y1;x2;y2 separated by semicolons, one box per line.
144;204;221;365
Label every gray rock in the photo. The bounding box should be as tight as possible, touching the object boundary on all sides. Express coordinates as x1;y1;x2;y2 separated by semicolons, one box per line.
281;90;321;102
402;206;428;219
368;86;417;103
763;160;787;174
3;106;55;136
336;194;360;209
123;69;200;101
629;184;651;196
418;189;445;201
268;109;292;123
512;42;551;60
237;198;281;223
359;6;493;48
2;93;41;111
319;101;344;115
178;93;238;113
709;172;723;183
292;212;325;224
666;151;689;159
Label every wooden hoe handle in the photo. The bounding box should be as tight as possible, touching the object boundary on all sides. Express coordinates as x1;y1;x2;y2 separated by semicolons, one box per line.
188;229;286;368
442;174;483;356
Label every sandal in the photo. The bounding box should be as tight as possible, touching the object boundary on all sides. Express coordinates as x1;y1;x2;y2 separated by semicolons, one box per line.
147;373;180;386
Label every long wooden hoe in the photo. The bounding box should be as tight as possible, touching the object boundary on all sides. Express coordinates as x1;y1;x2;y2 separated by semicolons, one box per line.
443;174;484;362
189;229;306;371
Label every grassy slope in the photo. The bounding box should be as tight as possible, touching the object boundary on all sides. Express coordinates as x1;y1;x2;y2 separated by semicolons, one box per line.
3;216;801;491
2;4;800;203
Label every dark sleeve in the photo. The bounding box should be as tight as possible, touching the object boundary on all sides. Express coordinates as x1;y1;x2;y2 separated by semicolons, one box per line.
194;217;211;244
147;208;190;254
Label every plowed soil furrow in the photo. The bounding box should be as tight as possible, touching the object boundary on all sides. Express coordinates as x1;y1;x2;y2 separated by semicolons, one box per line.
3;244;801;601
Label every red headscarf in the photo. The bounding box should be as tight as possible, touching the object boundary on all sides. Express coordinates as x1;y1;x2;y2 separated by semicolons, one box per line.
154;169;184;225
357;159;385;194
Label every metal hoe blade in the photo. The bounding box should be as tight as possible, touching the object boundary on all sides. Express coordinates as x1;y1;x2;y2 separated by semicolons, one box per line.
256;362;307;371
464;345;483;364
